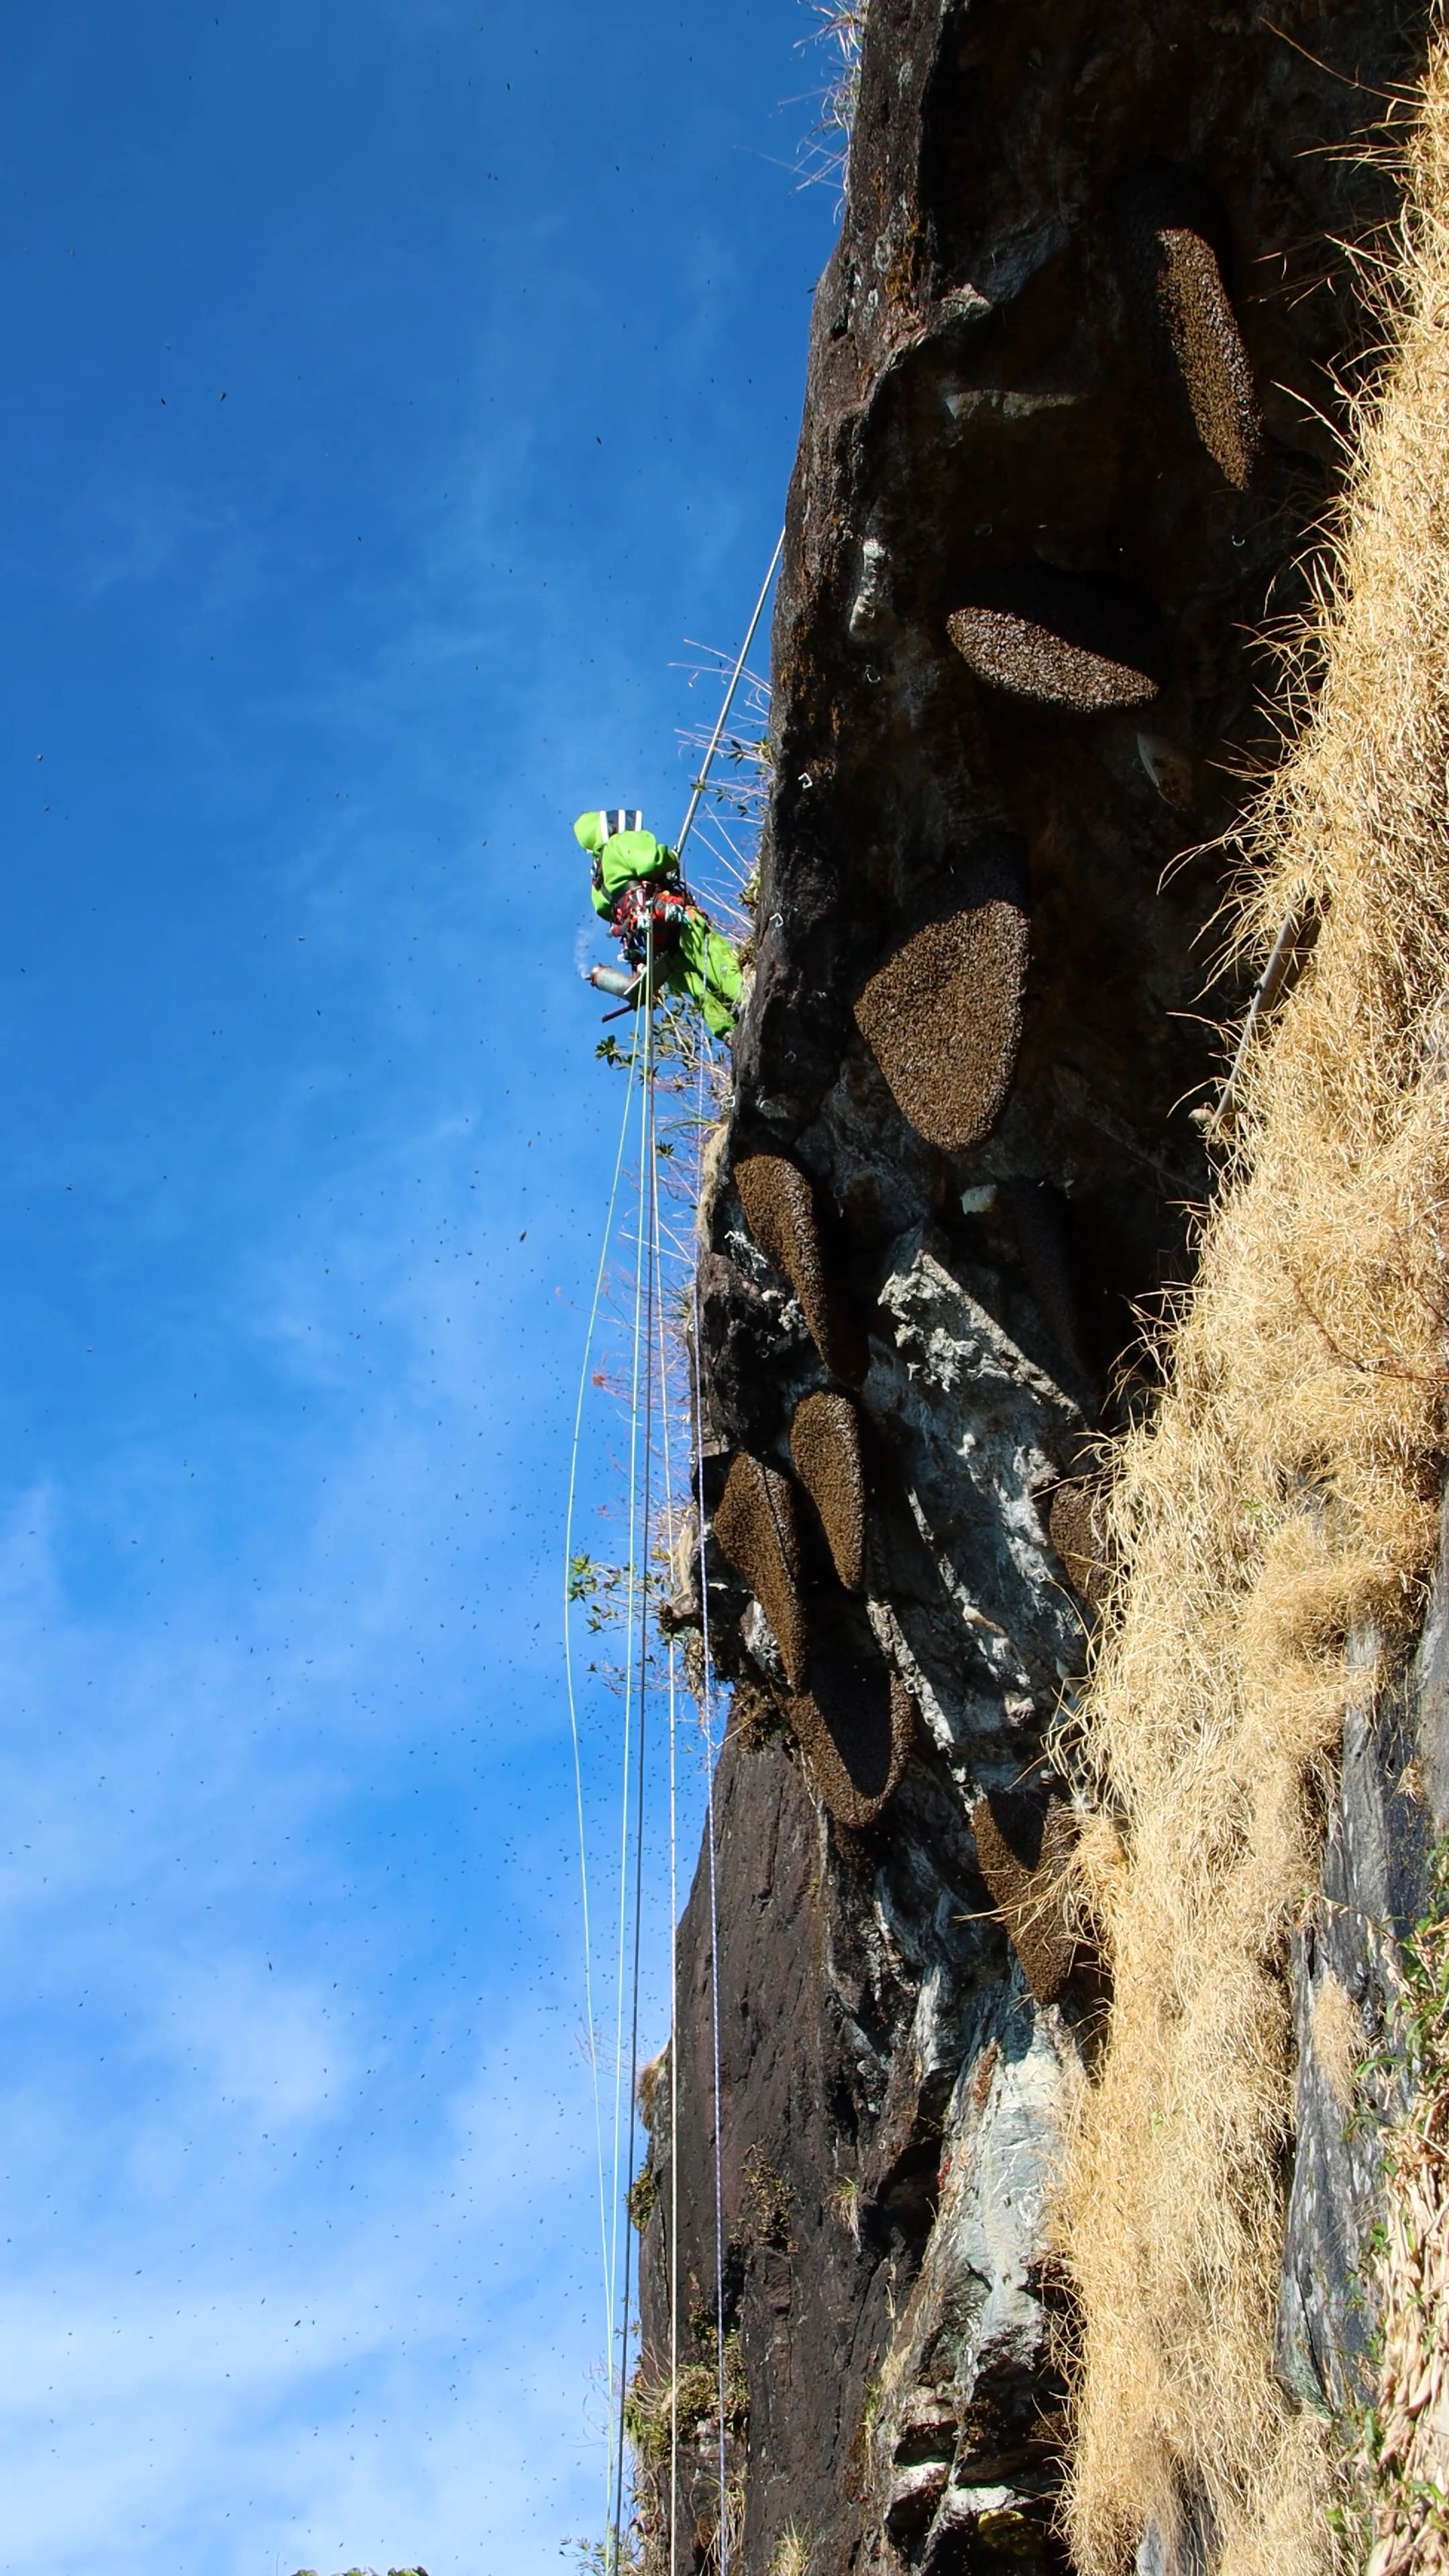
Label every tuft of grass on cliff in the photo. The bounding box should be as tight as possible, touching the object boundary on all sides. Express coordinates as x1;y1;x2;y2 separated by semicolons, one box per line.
794;3;865;197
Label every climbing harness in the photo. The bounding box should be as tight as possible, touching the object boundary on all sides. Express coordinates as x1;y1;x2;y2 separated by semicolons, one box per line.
610;876;696;969
563;529;784;2576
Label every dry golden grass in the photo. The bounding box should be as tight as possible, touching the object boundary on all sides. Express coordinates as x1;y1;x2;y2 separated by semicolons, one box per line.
1057;34;1449;2575
1309;1974;1366;2114
1369;2110;1449;2575
767;2524;814;2576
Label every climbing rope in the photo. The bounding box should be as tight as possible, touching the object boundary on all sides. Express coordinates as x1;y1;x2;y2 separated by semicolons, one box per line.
674;529;785;869
690;1042;731;2576
561;981;649;2453
566;528;784;2574
641;1022;685;2576
610;920;657;2561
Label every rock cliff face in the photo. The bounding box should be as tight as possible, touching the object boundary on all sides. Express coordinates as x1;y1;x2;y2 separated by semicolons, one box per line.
635;4;1424;2569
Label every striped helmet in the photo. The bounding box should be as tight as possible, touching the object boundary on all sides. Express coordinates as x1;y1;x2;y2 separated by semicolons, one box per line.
574;808;643;856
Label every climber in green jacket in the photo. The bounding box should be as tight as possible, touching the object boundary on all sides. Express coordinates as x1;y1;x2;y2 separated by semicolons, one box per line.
574;808;743;1040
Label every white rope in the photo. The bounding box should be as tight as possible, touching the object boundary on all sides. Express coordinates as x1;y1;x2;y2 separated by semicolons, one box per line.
561;1007;646;2454
674;529;785;865
690;1040;731;2576
647;1069;684;2576
611;931;659;2559
570;526;784;2560
663;538;788;2575
607;963;654;2534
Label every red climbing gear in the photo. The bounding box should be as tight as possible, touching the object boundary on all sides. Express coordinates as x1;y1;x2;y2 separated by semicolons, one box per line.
609;877;695;967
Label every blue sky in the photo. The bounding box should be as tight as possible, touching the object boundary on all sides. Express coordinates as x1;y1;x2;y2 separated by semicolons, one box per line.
0;5;837;2567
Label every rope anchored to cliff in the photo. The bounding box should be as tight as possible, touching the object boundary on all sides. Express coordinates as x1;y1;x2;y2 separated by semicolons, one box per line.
562;530;782;2576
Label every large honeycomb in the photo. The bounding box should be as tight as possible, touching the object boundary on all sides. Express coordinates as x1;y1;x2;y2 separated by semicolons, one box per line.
789;1391;866;1594
946;566;1167;713
1046;1479;1113;1608
852;902;1028;1152
786;1638;913;1831
971;1789;1079;2004
734;1154;867;1386
1152;227;1260;489
712;1450;810;1691
1117;165;1261;491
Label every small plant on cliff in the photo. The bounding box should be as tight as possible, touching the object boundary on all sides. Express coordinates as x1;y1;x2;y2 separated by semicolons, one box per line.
561;2536;641;2576
768;2524;814;2576
628;2164;659;2235
625;2329;749;2576
795;3;866;198
741;2143;796;2252
828;2173;862;2247
727;1680;784;1750
1346;1833;1449;2573
625;2330;749;2469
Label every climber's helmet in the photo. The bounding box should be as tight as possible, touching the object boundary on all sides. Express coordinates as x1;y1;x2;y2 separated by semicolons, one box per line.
573;808;641;857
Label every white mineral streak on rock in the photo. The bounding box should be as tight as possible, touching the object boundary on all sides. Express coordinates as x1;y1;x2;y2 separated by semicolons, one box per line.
864;1589;987;1765
944;386;1079;423
741;1599;787;1686
867;1235;1081;1758
722;1226;808;1342
867;2006;1083;2572
877;1237;1072;1416
849;533;894;639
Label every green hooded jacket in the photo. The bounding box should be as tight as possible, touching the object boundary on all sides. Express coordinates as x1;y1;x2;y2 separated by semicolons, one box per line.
574;810;680;918
574;808;743;1037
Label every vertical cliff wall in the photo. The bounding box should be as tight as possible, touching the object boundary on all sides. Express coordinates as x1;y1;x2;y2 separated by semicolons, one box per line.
633;4;1427;2571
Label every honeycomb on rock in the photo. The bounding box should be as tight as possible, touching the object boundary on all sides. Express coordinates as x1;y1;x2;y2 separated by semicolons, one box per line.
1116;162;1262;491
789;1389;867;1594
945;565;1168;712
971;1788;1080;2004
785;1632;914;1831
1153;225;1260;489
1047;1478;1113;1607
712;1450;810;1690
734;1153;868;1385
852;902;1029;1152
